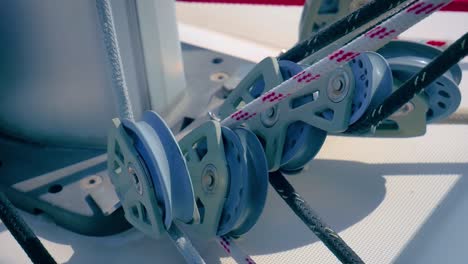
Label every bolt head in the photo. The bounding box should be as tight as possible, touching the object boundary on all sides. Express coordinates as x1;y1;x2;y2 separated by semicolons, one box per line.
260;106;279;127
327;69;350;103
201;164;217;193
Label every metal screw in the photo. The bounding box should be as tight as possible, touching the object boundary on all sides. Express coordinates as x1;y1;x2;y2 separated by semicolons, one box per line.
332;78;344;92
260;105;279;127
201;164;217;193
327;69;350;103
128;164;143;195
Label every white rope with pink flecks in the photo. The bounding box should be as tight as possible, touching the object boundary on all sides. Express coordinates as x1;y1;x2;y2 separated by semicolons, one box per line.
221;0;452;128
217;236;257;264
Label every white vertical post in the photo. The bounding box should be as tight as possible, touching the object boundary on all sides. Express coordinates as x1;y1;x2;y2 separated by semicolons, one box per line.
135;0;187;121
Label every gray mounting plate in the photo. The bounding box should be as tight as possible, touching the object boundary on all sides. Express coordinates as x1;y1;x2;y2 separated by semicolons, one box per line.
0;43;252;236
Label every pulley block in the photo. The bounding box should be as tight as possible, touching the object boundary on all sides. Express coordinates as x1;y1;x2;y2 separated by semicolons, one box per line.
107;111;199;238
219;52;393;170
178;121;269;237
218;57;351;171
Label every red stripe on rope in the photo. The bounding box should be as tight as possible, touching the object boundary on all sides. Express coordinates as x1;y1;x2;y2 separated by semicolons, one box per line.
441;0;468;11
177;0;468;11
177;0;303;5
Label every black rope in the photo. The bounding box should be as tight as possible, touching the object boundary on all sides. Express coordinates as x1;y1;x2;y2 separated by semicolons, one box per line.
0;192;57;264
269;171;365;264
346;32;468;134
278;0;413;63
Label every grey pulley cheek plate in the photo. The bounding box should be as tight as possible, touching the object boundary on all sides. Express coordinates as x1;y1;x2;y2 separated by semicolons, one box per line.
122;111;198;227
378;40;462;123
280;52;392;170
322;52;393;125
278;61;327;172
377;40;462;84
387;57;461;123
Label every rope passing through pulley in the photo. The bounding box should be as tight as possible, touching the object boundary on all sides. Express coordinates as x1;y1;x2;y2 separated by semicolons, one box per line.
103;0;467;263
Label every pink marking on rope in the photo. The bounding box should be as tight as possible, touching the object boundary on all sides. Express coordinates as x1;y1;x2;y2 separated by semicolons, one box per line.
407;2;425;12
294;72;321;83
366;26;396;39
298;73;312;82
272;94;284;102
232;110;251;120
336;52;360;62
425;3;445;13
292;71;310;82
328;49;360;63
364;26;381;37
328;49;345;60
380;29;396;39
407;2;444;14
416;3;434;14
222;237;231;245
231;110;242;118
245;257;256;264
368;27;386;38
232;110;255;121
219;240;231;253
350;53;361;60
261;91;276;102
261;91;289;102
224;246;231;253
304;74;321;83
243;112;256;120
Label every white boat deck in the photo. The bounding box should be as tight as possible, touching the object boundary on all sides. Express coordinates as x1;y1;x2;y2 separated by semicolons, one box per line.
1;4;467;264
